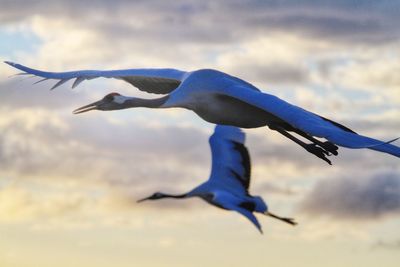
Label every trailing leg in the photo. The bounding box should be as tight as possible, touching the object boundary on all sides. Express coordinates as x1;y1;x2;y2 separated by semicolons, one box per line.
264;211;297;226
293;129;339;156
269;124;332;165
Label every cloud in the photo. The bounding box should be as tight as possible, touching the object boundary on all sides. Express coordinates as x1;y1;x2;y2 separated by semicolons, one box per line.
2;0;399;113
0;107;209;181
0;78;89;111
248;125;400;172
2;0;400;77
300;172;400;220
256;181;297;196
2;1;400;45
0;184;89;223
0;105;213;223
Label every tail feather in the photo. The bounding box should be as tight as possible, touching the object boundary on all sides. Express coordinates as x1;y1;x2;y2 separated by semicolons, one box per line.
368;142;400;157
326;130;400;158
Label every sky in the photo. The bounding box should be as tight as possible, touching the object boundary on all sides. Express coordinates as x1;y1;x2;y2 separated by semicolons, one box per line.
0;0;399;266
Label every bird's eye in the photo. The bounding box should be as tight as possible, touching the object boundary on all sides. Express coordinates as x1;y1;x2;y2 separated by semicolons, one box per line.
104;92;121;102
104;94;114;101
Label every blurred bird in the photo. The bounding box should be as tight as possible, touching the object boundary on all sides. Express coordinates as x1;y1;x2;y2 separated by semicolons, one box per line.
137;125;296;233
5;61;400;165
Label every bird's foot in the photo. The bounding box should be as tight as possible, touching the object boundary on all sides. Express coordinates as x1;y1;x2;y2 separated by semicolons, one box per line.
281;217;297;226
321;141;339;156
266;212;298;226
304;144;332;165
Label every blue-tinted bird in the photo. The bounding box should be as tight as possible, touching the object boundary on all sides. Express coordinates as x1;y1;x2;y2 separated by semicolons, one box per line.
137;125;296;233
5;61;400;164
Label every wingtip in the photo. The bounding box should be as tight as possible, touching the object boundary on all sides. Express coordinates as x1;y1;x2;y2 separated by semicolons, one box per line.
71;76;85;89
50;79;70;90
4;61;14;66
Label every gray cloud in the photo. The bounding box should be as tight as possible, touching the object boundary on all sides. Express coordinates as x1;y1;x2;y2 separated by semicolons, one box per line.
2;0;400;89
256;181;296;196
0;78;88;110
0;107;209;186
247;127;400;171
1;0;400;46
0;100;213;217
228;63;310;85
300;172;400;220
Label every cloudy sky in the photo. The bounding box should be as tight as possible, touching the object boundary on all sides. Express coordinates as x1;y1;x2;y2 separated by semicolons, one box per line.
0;1;399;266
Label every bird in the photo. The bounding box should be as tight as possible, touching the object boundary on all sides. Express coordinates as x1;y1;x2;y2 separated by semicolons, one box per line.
5;61;400;165
137;124;297;233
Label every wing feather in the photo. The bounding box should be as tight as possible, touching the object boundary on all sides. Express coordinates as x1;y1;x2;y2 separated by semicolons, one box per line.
5;61;186;95
208;125;252;195
72;76;85;88
50;78;70;90
221;202;262;233
119;76;180;94
222;85;400;157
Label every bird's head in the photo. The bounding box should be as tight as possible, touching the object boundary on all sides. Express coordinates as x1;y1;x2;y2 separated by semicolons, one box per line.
136;192;166;203
73;92;127;114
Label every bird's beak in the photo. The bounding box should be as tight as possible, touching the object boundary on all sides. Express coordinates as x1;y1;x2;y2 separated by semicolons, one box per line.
136;196;151;203
73;99;103;114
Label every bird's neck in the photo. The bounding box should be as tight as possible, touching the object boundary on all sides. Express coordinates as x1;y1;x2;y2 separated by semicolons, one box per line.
123;95;169;109
160;193;188;199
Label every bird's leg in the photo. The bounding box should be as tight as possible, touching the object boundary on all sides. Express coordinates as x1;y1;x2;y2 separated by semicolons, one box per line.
293;129;339;156
264;211;297;226
269;124;332;165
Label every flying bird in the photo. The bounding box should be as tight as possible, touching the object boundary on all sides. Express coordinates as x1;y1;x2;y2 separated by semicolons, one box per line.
5;61;400;164
137;125;297;233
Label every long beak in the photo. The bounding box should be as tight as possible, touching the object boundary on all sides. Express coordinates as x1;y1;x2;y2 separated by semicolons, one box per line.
73;100;103;114
136;196;151;203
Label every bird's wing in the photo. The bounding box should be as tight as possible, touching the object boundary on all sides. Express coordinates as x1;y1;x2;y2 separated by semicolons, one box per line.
5;61;187;94
221;85;400;157
234;207;263;234
208;125;251;195
222;202;262;234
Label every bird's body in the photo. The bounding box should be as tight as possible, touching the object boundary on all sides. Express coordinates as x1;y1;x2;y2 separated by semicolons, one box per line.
137;125;296;233
158;69;281;128
5;61;400;164
170;92;276;128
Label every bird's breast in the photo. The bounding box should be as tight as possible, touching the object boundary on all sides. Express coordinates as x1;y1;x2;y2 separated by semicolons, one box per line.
190;93;282;128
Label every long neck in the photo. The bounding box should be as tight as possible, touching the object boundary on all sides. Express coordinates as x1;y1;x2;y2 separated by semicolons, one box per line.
122;95;169;109
159;192;188;199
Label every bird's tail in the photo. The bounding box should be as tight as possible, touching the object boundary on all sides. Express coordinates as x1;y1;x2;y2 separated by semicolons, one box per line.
367;141;400;157
326;131;400;158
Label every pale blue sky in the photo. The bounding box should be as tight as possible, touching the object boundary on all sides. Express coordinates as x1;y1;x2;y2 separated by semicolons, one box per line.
0;28;41;57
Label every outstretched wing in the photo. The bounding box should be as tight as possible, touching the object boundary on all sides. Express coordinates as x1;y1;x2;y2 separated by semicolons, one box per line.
217;201;262;234
208;125;251;195
234;207;263;234
5;61;187;94
221;84;400;158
